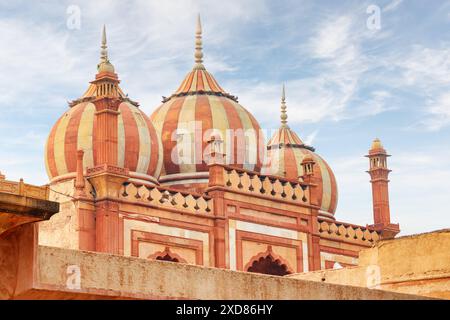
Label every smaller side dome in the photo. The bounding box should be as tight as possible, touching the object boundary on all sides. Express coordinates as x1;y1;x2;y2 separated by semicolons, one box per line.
370;138;385;152
262;85;338;218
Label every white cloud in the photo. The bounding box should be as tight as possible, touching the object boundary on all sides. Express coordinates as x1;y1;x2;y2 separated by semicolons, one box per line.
344;90;395;119
383;0;404;13
396;46;450;88
304;129;319;145
0;19;83;110
423;93;450;130
230;13;377;127
380;45;450;130
309;16;353;59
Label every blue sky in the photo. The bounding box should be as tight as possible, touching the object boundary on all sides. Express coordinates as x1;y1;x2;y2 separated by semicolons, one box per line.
1;0;450;235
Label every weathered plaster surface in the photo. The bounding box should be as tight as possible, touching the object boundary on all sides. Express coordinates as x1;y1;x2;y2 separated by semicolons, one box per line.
289;230;450;299
10;245;421;300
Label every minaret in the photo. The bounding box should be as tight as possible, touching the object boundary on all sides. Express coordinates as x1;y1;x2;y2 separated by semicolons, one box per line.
366;138;399;239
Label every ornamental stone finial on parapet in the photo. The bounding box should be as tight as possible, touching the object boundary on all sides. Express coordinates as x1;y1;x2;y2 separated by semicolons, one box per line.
74;150;87;198
205;133;225;166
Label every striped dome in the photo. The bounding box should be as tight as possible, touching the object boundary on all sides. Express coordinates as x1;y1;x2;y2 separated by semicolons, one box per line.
149;17;264;189
45;26;161;184
151;78;264;188
45;101;162;184
267;124;305;146
263;127;338;217
171;68;238;101
263;86;338;218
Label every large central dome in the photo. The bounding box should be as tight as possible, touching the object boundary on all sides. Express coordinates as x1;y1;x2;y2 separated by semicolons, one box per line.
150;16;264;191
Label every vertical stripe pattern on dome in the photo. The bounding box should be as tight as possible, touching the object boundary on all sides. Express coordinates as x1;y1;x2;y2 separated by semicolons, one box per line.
264;145;338;215
195;95;213;172
45;114;64;179
117;109;126;168
131;107;152;173
120;104;140;171
178;95;198;174
160;97;186;176
45;102;161;182
150;100;175;177
142;112;162;178
267;126;303;146
77;103;96;170
208;95;230;161
64;103;85;172
150;95;264;179
174;69;225;96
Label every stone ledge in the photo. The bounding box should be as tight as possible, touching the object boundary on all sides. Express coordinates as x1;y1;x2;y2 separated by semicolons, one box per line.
0;193;59;236
15;246;426;300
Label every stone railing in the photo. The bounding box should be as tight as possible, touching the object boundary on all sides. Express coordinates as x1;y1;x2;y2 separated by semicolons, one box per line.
222;167;309;204
0;176;49;201
120;182;213;215
318;219;380;245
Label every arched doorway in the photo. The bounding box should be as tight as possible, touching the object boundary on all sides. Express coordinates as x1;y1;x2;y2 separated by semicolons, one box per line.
148;247;187;263
156;253;180;263
245;246;293;276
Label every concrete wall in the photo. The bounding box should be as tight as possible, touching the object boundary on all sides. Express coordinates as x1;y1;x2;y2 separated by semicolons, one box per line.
11;245;422;300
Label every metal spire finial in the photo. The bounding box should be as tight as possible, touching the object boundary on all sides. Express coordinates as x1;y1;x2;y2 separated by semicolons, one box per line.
194;14;205;69
97;24;116;73
100;25;108;63
281;84;288;127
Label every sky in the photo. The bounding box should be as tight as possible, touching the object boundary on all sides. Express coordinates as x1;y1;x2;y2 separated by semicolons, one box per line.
0;0;449;236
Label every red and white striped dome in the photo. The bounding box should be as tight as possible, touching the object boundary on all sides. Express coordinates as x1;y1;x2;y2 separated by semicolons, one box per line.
45;27;161;184
262;86;338;218
45;101;161;184
150;17;264;190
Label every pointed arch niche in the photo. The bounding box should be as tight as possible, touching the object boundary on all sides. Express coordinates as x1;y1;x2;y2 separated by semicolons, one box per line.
244;245;294;276
148;247;187;263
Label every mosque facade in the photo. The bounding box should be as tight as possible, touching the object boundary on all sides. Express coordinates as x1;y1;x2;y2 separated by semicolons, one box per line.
38;17;400;276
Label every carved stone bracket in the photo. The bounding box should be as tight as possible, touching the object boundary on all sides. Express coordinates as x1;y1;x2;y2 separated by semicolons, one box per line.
87;164;129;200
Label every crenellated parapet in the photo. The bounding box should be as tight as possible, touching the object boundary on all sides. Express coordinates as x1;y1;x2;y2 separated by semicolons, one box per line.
0;173;59;237
120;182;213;215
318;218;380;246
0;176;50;201
209;164;311;206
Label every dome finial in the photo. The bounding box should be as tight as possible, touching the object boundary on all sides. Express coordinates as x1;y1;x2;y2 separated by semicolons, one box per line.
194;14;205;69
371;138;384;150
97;25;115;73
280;84;288;127
100;24;108;63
